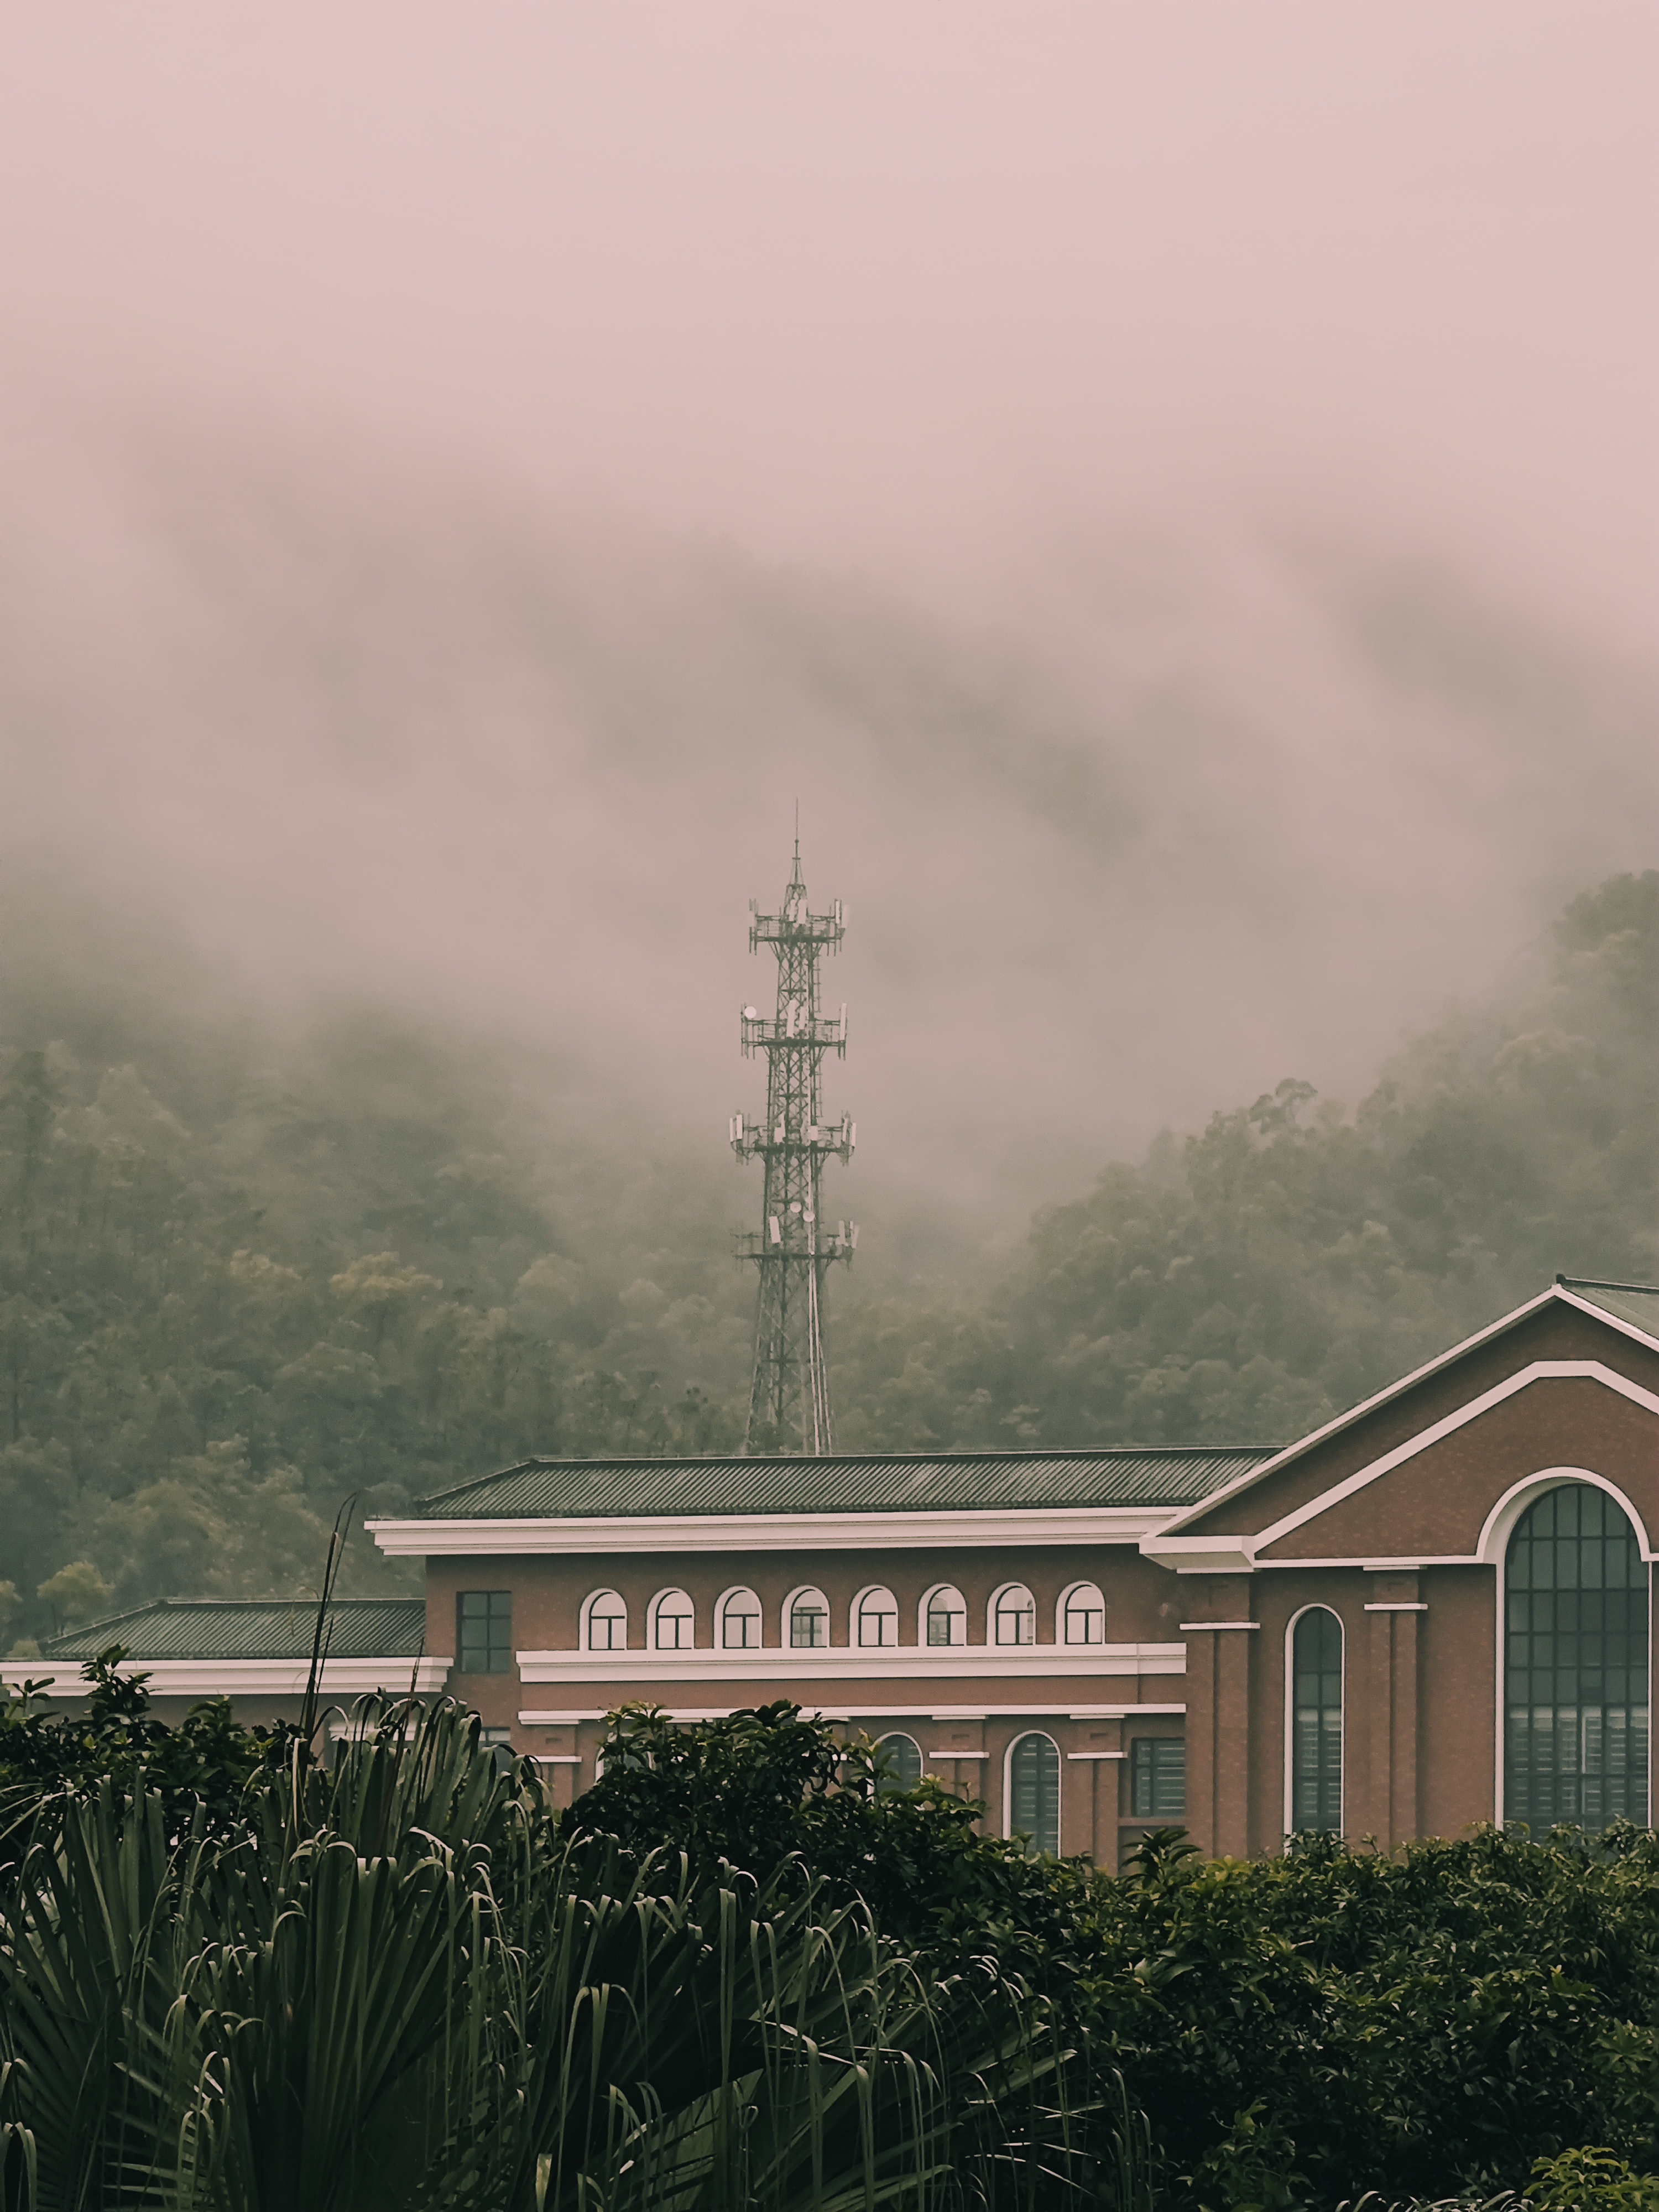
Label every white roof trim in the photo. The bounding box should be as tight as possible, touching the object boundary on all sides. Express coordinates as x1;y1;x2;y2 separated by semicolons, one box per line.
1139;1534;1256;1574
1155;1286;1658;1538
515;1640;1186;1687
0;1657;453;1699
371;1505;1187;1557
1251;1362;1659;1555
1556;1285;1659;1354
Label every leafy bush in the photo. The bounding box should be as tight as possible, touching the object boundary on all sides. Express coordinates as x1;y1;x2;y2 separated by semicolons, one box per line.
1525;2148;1659;2211
0;1678;1132;2212
565;1707;1659;2209
13;1677;1659;2209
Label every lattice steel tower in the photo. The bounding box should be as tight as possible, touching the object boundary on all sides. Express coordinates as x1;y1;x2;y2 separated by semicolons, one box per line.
729;840;856;1454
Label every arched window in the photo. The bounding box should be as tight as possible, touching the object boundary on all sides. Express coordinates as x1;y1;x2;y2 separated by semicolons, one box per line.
717;1587;763;1650
991;1583;1037;1646
922;1584;967;1647
876;1733;922;1792
1060;1581;1106;1645
1289;1608;1343;1833
787;1586;830;1650
854;1585;899;1647
582;1588;628;1651
1506;1483;1649;1829
1007;1732;1060;1854
649;1588;696;1651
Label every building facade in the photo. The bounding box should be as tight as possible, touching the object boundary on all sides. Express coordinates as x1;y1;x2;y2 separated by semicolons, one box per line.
363;1276;1659;1863
11;1279;1656;1865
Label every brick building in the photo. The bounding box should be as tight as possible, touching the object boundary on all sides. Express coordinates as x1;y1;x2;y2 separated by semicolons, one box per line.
12;1276;1657;1864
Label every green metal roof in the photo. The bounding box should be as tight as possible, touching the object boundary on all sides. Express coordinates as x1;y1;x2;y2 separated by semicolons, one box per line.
40;1597;426;1663
393;1447;1277;1523
1560;1279;1659;1345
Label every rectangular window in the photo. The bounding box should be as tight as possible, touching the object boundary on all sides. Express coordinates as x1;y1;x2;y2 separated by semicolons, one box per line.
791;1605;827;1649
591;1609;626;1651
723;1611;760;1648
457;1590;513;1674
927;1606;963;1646
1129;1738;1186;1818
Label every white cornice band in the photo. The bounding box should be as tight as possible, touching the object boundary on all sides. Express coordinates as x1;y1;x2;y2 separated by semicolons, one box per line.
0;1657;453;1699
369;1505;1187;1558
514;1640;1185;1686
519;1700;1186;1726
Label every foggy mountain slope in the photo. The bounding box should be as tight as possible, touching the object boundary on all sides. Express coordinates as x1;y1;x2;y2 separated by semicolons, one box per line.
6;425;1656;1225
0;870;1651;1647
0;907;759;1648
830;872;1657;1454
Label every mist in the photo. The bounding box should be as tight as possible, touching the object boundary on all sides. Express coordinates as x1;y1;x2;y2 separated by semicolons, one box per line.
1;4;1654;1249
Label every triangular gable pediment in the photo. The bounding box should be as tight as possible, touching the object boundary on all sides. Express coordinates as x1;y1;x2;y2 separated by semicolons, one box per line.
1143;1287;1659;1571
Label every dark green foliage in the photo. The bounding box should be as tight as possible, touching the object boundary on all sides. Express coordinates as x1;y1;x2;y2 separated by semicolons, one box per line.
0;1647;270;1861
0;1681;1114;2212
0;1009;755;1642
13;1682;1659;2206
564;1702;1659;2210
565;1702;1095;1981
1043;1822;1659;2210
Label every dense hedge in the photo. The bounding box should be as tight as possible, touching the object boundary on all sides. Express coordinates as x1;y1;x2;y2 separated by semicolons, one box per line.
7;1678;1659;2209
571;1705;1659;2209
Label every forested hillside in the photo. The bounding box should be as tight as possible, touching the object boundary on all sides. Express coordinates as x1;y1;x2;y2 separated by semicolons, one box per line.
832;871;1656;1449
0;872;1651;1649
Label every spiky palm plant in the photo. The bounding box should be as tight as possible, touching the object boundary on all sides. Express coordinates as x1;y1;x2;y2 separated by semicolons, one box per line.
0;1699;1145;2212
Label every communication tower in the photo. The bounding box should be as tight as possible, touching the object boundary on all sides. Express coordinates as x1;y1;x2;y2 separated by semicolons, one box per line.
729;839;856;1454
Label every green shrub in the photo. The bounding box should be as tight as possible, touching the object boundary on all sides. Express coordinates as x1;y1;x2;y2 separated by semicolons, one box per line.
0;1678;1133;2211
1525;2147;1659;2211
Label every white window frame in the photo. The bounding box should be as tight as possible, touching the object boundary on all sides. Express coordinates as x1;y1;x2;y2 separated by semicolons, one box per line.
1003;1729;1062;1852
784;1583;831;1651
852;1583;900;1648
716;1584;765;1650
1282;1603;1345;1841
647;1587;697;1652
875;1731;923;1790
1481;1468;1655;1829
580;1587;629;1652
1056;1579;1107;1646
919;1582;968;1647
988;1581;1038;1647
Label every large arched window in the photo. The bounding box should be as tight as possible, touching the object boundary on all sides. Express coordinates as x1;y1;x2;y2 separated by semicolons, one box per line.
1506;1483;1649;1829
717;1587;763;1650
854;1585;899;1647
1006;1732;1060;1855
922;1584;967;1647
582;1588;628;1651
1288;1607;1343;1833
875;1733;922;1792
1059;1581;1107;1645
786;1585;830;1650
990;1583;1037;1646
649;1588;696;1651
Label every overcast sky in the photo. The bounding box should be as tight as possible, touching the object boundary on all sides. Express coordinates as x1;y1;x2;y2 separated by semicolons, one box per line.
1;7;1654;1225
